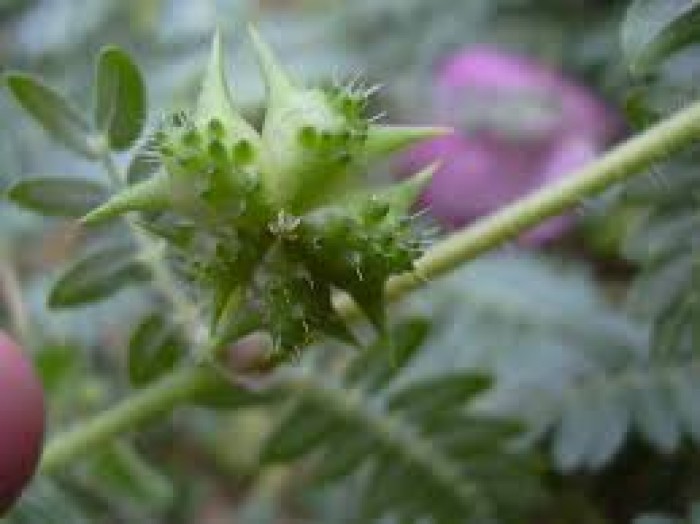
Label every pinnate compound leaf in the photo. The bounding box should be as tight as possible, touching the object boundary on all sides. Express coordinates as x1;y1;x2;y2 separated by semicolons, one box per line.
259;365;540;523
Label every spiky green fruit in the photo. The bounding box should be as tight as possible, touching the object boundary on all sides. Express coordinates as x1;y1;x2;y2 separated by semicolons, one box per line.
82;30;446;360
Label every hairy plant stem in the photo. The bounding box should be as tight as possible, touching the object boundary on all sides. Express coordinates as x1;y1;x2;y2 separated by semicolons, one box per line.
40;367;214;473
39;99;700;474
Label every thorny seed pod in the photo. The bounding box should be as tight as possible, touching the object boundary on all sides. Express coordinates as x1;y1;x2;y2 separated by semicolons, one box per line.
82;28;444;361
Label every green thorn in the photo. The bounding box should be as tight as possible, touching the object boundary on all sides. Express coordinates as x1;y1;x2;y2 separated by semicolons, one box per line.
379;162;439;215
247;25;295;107
364;125;451;160
196;30;260;143
349;286;386;333
81;174;170;225
348;162;437;219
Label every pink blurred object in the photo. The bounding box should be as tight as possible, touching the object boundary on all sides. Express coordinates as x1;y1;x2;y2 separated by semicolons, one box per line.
398;46;622;245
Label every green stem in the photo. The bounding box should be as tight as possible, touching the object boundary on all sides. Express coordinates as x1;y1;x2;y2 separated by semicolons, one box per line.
40;99;700;474
387;99;700;299
39;367;215;474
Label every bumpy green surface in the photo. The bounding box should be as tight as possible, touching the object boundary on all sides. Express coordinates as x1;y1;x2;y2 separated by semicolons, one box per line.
83;28;443;359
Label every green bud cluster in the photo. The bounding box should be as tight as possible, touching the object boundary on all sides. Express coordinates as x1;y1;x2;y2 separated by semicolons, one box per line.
83;28;445;361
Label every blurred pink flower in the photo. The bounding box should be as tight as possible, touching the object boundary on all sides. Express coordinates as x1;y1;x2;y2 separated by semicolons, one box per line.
398;46;622;245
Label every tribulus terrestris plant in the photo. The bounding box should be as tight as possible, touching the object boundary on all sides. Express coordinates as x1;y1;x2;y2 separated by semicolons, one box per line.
5;2;700;521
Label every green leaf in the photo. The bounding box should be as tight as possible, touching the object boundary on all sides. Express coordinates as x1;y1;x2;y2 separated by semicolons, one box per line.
582;387;630;469
552;386;629;470
670;369;700;443
49;243;150;308
622;0;700;75
6;73;97;158
259;400;343;464
360;459;415;521
87;442;174;508
34;344;81;393
310;435;374;485
94;46;147;150
387;372;492;417
6;480;89;524
552;390;600;471
128;314;185;387
425;415;524;457
7;177;108;218
344;317;429;392
629;376;680;452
